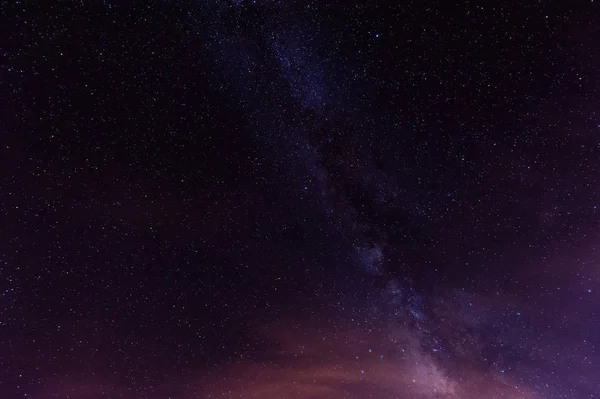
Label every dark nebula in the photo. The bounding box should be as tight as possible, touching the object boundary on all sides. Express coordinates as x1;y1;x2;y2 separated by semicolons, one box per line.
2;1;599;398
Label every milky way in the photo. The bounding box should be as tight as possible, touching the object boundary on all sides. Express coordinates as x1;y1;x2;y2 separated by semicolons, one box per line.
2;1;600;398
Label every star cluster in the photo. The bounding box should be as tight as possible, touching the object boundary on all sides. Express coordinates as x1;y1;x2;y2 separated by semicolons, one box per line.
2;1;600;398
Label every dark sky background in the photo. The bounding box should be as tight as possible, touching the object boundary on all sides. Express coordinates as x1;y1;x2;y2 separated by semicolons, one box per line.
2;1;600;398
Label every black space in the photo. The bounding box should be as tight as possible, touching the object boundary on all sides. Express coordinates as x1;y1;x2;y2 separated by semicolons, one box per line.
2;1;600;398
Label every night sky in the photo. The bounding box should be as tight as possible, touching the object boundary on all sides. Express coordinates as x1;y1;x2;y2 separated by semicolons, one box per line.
2;1;600;398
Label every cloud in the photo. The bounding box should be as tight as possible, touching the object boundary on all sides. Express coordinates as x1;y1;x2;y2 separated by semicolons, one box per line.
29;313;537;399
197;317;534;399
